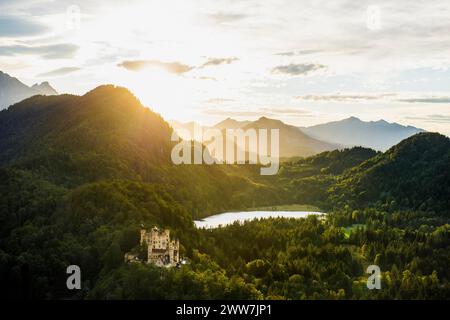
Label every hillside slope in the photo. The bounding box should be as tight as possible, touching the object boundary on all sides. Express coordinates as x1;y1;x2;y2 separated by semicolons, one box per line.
0;85;279;215
330;132;450;212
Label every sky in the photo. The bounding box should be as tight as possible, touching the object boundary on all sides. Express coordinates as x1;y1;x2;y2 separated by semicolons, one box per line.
1;0;450;135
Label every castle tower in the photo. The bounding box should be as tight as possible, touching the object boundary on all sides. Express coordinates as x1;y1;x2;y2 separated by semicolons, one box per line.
140;229;147;246
175;239;179;262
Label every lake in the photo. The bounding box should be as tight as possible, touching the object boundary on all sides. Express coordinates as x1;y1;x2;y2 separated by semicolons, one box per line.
194;210;325;229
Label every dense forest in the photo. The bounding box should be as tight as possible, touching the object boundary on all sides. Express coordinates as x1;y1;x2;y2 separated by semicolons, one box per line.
0;86;449;299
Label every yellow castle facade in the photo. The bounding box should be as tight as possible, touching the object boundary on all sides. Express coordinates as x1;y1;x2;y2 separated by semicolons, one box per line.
140;226;180;267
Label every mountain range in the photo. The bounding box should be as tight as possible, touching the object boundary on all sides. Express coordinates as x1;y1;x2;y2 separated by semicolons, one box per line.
301;116;425;151
0;70;57;110
0;70;428;154
171;117;340;159
171;116;426;159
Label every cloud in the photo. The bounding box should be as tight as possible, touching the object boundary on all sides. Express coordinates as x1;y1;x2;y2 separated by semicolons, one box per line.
405;114;450;123
0;43;79;59
197;76;217;81
259;107;313;116
204;109;268;117
0;16;48;37
204;107;313;117
297;92;450;104
275;50;322;56
296;92;450;106
37;67;81;77
209;12;248;24
118;60;194;74
274;52;296;57
206;98;235;104
297;93;397;102
397;97;450;104
200;57;239;68
272;63;326;76
119;57;238;74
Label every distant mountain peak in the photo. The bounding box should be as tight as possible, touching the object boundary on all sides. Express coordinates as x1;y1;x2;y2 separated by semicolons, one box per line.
32;81;50;87
253;116;284;127
31;81;58;95
0;70;57;110
0;70;22;84
302;116;426;151
214;117;250;130
219;117;238;124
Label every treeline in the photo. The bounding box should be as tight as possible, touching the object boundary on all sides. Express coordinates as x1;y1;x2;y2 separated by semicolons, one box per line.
195;211;450;299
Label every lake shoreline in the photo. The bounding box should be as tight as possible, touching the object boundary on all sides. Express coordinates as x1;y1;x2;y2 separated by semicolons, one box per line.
194;209;326;229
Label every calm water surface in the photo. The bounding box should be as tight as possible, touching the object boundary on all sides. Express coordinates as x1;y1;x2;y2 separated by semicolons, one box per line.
194;211;325;229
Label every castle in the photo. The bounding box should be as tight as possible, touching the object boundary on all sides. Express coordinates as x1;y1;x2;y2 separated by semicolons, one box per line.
139;226;180;267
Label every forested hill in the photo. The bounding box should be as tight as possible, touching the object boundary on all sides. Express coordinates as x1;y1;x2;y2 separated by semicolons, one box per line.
0;85;281;216
330;132;450;212
0;85;173;185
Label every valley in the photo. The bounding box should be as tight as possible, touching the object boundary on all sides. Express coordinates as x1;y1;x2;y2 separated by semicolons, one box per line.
1;0;450;305
0;86;449;300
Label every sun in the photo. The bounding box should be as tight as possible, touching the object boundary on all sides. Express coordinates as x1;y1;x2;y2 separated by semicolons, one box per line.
114;67;198;120
57;0;245;123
